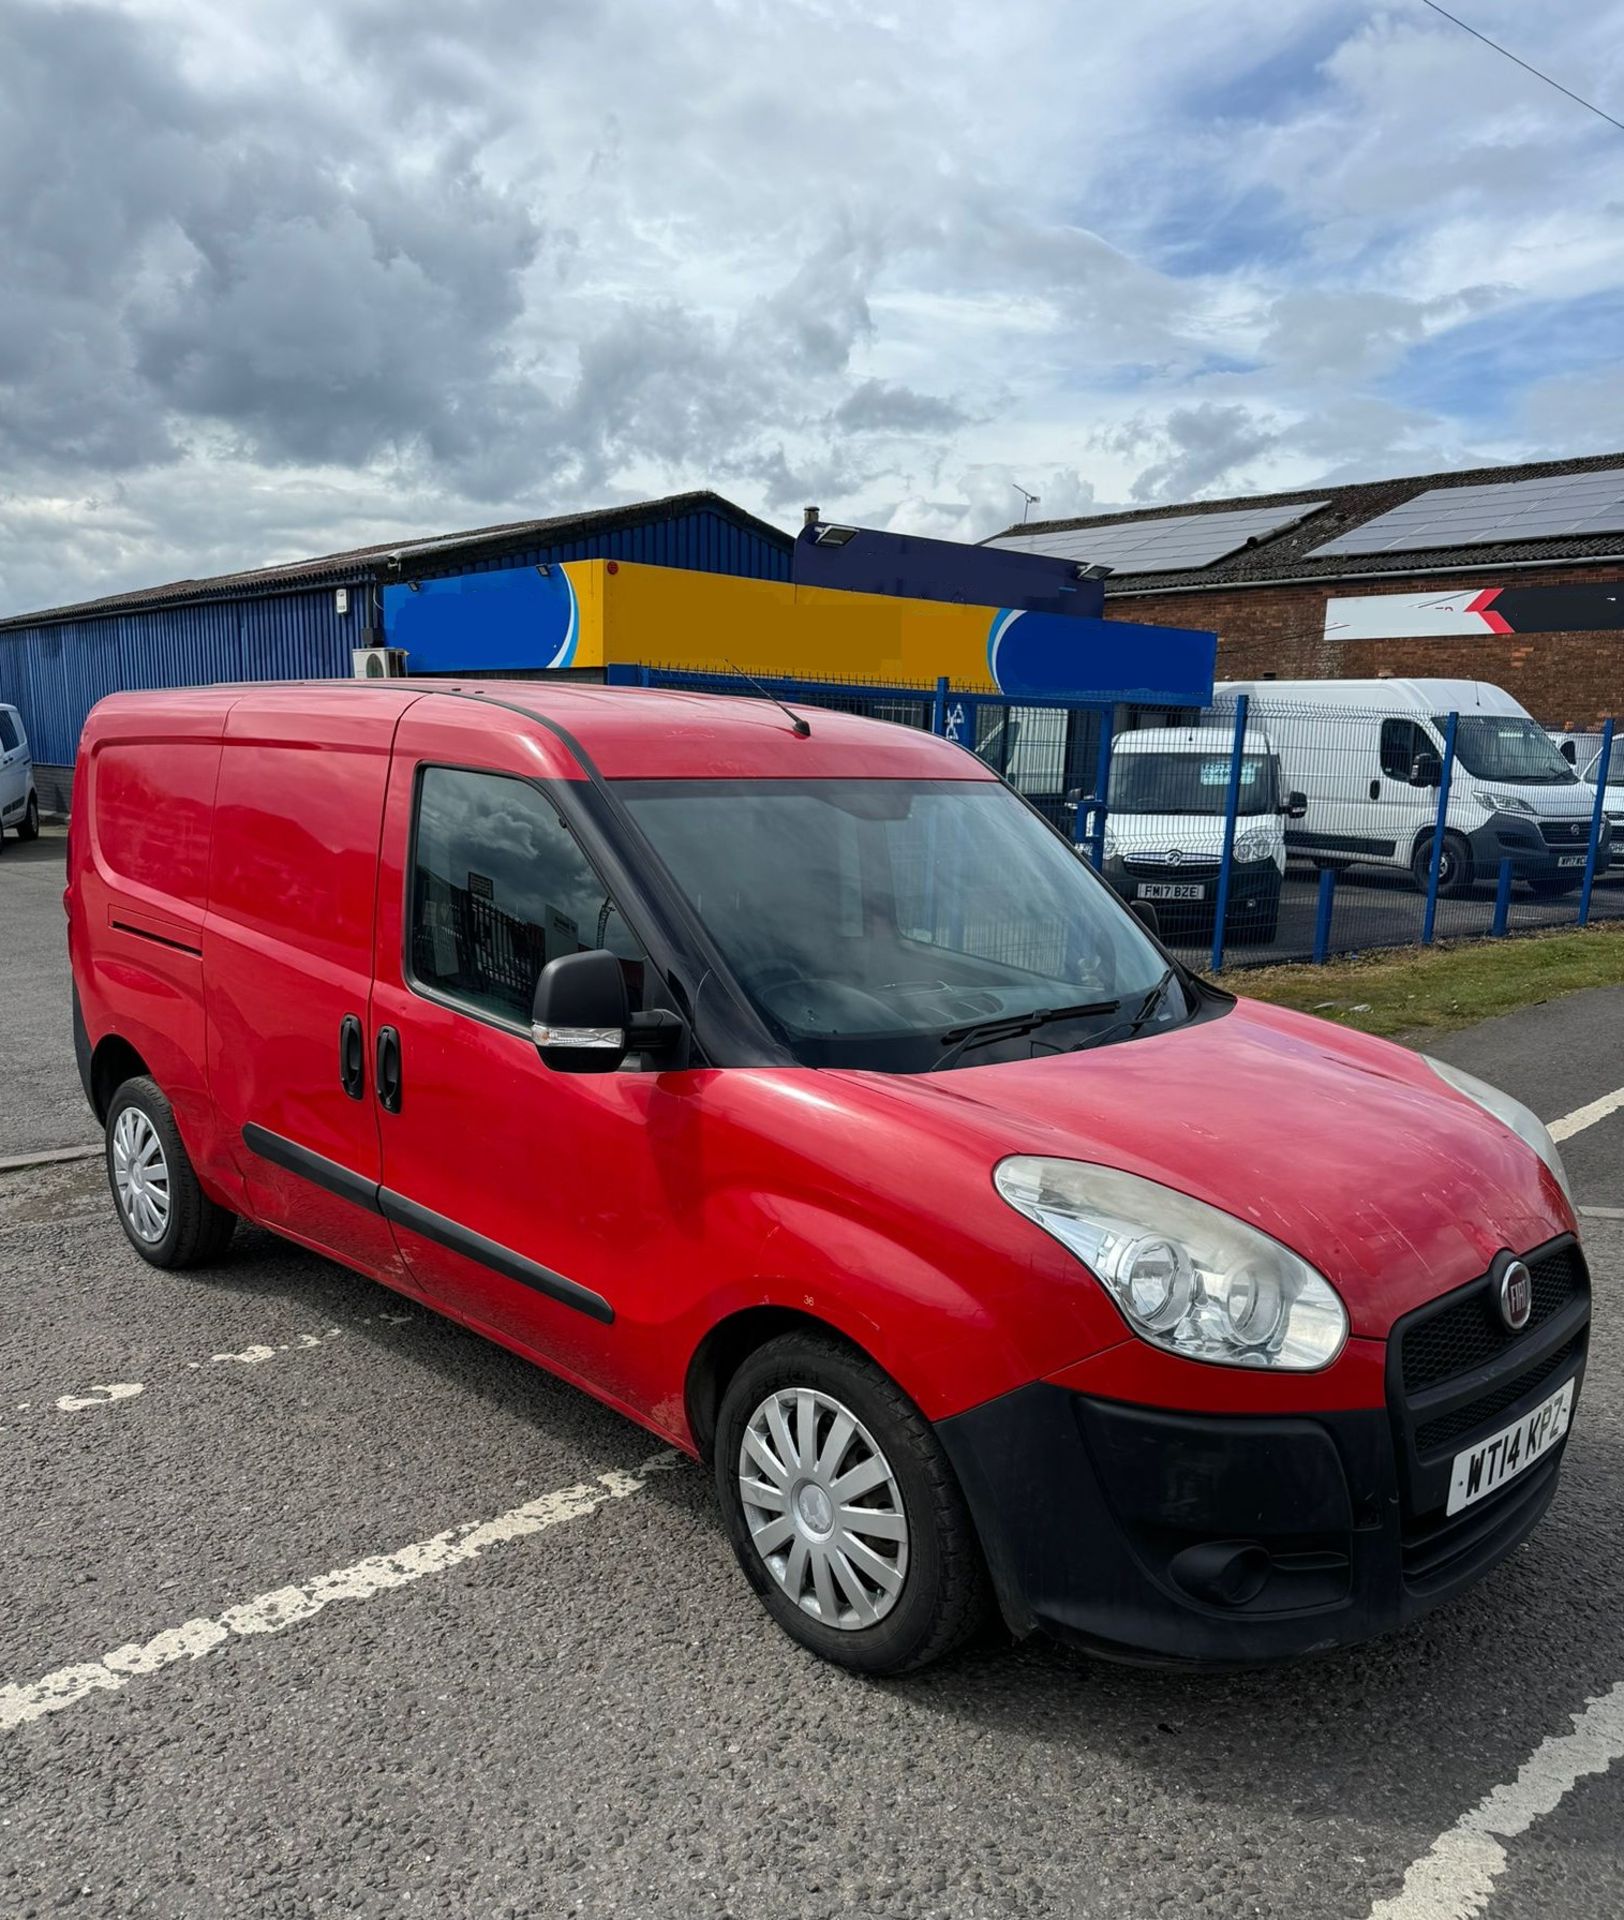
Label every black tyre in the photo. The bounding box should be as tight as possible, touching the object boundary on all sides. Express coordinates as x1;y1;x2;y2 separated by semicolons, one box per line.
1410;830;1473;898
17;792;39;841
105;1076;236;1269
715;1331;990;1675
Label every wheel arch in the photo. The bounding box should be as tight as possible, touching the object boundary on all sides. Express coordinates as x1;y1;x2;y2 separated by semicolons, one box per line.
685;1306;886;1463
89;1032;154;1123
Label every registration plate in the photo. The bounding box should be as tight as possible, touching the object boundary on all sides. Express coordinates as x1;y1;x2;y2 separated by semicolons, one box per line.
1446;1377;1575;1515
1137;883;1205;901
1557;854;1586;869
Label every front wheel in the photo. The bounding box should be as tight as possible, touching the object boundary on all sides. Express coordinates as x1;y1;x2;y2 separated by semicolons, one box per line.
715;1332;990;1674
17;792;39;841
1411;830;1473;898
105;1076;236;1269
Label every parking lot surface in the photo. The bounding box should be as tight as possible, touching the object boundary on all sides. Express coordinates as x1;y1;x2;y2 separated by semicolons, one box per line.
3;834;1622;1917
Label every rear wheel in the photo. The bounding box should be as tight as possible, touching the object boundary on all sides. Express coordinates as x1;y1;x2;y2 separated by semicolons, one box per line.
715;1332;989;1675
105;1076;236;1269
17;792;39;841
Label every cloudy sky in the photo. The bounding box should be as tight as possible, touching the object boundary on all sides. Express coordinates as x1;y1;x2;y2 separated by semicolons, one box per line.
3;0;1624;614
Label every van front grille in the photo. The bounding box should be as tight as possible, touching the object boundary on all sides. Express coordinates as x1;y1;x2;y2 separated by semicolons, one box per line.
1399;1241;1586;1394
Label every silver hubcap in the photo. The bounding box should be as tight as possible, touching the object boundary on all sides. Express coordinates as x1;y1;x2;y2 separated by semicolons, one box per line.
738;1388;909;1631
111;1107;170;1244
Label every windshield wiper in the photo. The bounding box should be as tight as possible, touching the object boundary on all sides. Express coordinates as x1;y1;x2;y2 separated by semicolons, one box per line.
930;999;1121;1072
1066;967;1179;1056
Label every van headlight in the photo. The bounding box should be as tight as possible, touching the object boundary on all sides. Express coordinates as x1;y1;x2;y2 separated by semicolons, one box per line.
1424;1058;1573;1209
1473;790;1536;816
994;1159;1347;1370
1232;825;1275;863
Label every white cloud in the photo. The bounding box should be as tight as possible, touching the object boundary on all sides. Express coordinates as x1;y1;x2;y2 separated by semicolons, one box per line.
3;0;1624;611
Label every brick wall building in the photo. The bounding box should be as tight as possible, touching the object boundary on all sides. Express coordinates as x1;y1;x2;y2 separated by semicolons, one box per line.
990;454;1624;730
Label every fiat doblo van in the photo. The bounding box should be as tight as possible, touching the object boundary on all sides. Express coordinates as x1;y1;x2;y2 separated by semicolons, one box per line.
68;682;1588;1674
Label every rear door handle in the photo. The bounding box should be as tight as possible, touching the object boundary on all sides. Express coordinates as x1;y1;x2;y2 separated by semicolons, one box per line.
339;1015;365;1100
376;1026;402;1114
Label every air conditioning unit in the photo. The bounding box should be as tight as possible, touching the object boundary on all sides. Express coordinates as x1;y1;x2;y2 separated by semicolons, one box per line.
352;647;408;679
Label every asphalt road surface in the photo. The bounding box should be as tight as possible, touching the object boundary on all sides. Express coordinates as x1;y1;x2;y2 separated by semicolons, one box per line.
3;833;1622;1917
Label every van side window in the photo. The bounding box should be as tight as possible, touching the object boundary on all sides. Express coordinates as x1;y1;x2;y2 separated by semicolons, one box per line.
410;767;645;1026
1379;719;1421;779
0;710;18;753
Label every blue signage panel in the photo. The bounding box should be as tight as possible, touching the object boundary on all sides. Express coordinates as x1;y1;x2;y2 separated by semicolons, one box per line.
986;608;1215;706
383;564;578;672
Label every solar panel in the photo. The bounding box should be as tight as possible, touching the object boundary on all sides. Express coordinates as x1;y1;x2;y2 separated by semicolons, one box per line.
1308;468;1624;558
989;501;1330;574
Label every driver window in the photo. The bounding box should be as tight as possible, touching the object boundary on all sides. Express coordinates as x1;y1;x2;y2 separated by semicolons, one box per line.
410;766;646;1026
1379;719;1420;779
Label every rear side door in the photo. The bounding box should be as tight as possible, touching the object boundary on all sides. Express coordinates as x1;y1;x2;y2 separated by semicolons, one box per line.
204;687;418;1285
0;708;24;822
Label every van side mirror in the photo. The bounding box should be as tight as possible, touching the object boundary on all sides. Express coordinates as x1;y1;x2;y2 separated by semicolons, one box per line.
1561;742;1577;763
1129;899;1161;939
1281;790;1308;820
531;949;690;1074
1410;753;1442;790
532;950;629;1074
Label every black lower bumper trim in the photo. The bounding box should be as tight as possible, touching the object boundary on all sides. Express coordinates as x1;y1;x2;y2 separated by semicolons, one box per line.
937;1383;1570;1668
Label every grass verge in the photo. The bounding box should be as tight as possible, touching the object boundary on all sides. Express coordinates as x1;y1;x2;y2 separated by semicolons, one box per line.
1230;922;1624;1039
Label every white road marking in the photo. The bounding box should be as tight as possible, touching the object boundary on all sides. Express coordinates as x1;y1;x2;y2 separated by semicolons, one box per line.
1550;1086;1624;1143
2;1313;421;1429
1369;1680;1624;1920
0;1450;683;1733
54;1384;143;1413
0;1145;102;1173
1581;1205;1624;1221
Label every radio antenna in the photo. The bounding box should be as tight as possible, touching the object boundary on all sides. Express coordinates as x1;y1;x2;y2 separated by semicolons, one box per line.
724;660;811;736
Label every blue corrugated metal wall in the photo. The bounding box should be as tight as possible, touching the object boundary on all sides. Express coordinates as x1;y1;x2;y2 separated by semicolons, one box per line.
0;506;792;773
0;583;367;767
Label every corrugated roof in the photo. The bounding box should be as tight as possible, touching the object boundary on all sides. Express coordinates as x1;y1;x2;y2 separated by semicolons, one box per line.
0;491;792;632
985;451;1624;593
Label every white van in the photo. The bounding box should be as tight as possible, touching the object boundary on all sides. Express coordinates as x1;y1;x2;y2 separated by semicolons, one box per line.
1215;679;1605;898
0;702;39;849
1101;725;1305;942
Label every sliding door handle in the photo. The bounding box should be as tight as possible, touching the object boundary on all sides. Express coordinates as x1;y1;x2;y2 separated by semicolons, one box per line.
339;1015;365;1100
376;1026;403;1114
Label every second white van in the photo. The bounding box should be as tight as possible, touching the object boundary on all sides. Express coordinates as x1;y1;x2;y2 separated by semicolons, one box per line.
1215;679;1606;898
1101;726;1305;942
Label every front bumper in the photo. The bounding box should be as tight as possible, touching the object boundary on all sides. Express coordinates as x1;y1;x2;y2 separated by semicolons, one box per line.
1103;854;1281;924
938;1241;1589;1668
1469;813;1609;881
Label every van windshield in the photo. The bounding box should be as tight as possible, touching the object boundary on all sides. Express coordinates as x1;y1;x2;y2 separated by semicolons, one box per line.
1109;751;1278;817
616;777;1184;1072
1439;717;1577;785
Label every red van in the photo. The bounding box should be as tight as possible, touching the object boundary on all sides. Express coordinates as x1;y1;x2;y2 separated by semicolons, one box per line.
68;682;1588;1673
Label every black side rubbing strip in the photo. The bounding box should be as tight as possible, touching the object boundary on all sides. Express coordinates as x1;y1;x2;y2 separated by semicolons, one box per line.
238;1123;613;1324
378;1189;615;1325
241;1124;383;1214
111;920;204;957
